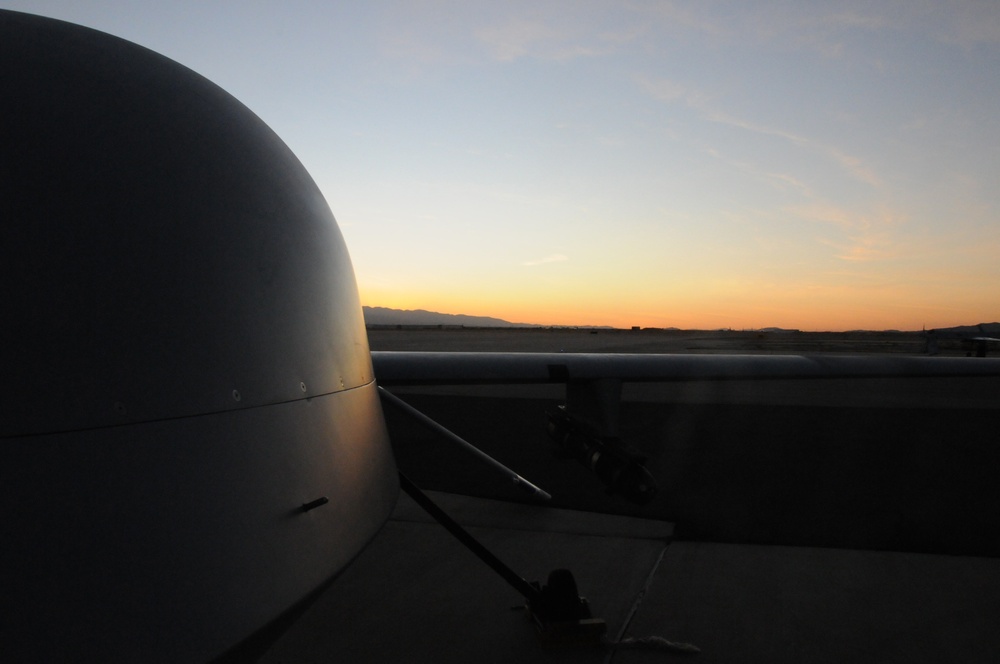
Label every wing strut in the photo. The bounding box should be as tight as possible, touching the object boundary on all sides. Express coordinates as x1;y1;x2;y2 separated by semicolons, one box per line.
378;386;551;501
398;471;607;643
398;471;539;600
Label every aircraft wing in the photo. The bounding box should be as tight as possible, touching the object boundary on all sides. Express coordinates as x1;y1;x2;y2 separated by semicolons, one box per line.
371;349;1000;515
371;350;1000;506
372;350;1000;384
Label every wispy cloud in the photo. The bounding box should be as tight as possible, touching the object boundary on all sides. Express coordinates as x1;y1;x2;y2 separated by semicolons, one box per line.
635;75;881;188
705;109;882;188
523;253;569;266
632;3;891;58
788;203;908;262
926;3;1000;48
821;232;895;262
770;10;889;58
633;2;725;38
475;17;616;63
475;18;559;62
705;147;814;196
634;75;711;107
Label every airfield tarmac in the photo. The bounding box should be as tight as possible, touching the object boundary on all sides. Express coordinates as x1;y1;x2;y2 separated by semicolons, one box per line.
262;328;1000;663
366;326;934;355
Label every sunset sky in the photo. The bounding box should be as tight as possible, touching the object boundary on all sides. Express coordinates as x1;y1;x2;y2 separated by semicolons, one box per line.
10;1;1000;330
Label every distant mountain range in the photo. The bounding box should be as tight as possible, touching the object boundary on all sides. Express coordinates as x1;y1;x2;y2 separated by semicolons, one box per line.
928;322;1000;337
363;307;999;333
362;306;537;328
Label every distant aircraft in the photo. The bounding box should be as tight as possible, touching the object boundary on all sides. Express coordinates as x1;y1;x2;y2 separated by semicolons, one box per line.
4;10;1000;662
925;324;1000;356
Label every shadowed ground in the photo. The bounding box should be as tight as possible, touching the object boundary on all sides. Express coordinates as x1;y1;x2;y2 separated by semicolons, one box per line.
367;326;935;355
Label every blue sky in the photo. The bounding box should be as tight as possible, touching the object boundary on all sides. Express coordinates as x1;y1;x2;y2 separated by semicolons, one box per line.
8;1;1000;329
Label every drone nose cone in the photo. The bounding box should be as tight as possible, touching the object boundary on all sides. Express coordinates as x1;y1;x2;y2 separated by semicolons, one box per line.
1;10;370;436
1;11;398;662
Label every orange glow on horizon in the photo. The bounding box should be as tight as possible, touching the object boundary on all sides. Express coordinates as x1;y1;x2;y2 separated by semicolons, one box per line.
362;290;995;332
358;231;998;333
